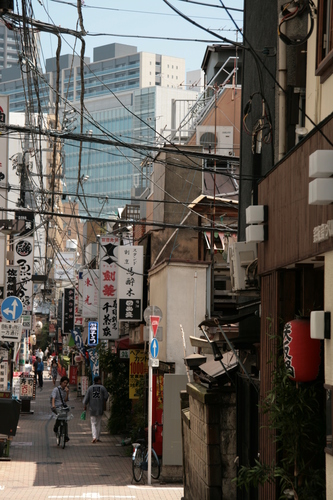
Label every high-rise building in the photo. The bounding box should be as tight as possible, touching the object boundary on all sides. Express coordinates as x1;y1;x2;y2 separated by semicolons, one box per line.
0;42;198;215
0;24;20;78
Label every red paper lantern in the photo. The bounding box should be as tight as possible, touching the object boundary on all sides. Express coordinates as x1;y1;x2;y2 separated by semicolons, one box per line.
283;318;321;382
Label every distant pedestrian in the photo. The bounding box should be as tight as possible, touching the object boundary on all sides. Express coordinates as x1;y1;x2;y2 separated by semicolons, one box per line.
51;358;58;386
37;357;44;389
33;357;38;382
83;376;109;443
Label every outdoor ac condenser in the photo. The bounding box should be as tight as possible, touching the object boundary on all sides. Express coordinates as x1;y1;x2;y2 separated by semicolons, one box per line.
229;241;258;291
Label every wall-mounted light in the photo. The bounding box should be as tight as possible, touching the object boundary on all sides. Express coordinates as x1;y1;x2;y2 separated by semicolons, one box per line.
245;205;268;243
310;311;331;340
309;150;333;205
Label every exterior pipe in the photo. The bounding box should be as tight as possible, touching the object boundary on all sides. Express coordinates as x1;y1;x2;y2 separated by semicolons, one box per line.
278;15;287;161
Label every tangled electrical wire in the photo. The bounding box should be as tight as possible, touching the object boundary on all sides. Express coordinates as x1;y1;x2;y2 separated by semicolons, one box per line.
242;92;273;154
278;0;316;46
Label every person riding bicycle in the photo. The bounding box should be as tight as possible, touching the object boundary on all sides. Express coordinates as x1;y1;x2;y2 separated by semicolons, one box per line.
51;376;70;442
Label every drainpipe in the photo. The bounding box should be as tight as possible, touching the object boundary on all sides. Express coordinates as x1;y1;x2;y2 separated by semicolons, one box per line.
278;14;287;161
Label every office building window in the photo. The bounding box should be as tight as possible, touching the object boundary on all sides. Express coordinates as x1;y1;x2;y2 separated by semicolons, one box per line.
316;0;333;82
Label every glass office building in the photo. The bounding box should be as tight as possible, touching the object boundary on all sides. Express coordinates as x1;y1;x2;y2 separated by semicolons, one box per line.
0;42;197;216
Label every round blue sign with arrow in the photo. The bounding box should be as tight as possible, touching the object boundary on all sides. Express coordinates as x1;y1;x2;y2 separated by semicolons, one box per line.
150;338;159;359
1;296;23;322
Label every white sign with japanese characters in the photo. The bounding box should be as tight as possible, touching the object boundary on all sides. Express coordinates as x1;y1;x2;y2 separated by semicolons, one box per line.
99;235;119;340
117;246;143;322
82;269;99;318
14;237;34;313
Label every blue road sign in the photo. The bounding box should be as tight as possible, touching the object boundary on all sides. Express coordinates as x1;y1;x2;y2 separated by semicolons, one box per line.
150;337;159;359
1;296;23;321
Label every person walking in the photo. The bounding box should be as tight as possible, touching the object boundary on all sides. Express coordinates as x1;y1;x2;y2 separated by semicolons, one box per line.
36;357;44;390
33;356;38;383
51;358;58;386
83;376;109;443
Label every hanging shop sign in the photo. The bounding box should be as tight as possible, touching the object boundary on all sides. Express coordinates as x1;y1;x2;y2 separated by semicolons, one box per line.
283;318;321;382
99;235;119;340
117;246;143;322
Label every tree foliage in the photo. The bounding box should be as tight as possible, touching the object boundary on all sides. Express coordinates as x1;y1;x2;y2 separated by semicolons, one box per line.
97;344;132;435
236;333;326;499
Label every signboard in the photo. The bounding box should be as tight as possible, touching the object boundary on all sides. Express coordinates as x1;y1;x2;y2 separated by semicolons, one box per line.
99;235;119;340
0;348;8;391
15;210;34;236
63;288;75;333
69;365;78;385
129;349;148;399
150;316;160;337
5;265;20;297
120;349;130;359
21;314;32;330
117;246;143;322
150;338;159;359
14;237;34;313
20;375;34;399
1;296;23;321
0;322;23;342
88;321;99;346
82;269;99;318
0;96;9;211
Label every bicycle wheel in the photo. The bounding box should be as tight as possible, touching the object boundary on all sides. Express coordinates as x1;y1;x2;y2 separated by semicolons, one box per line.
56;426;61;446
151;448;160;480
60;425;66;449
132;446;143;482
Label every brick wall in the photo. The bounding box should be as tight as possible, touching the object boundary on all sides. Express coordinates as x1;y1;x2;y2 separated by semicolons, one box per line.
181;383;237;500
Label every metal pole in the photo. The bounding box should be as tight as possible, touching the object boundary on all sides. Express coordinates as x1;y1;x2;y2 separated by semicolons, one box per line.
148;321;153;485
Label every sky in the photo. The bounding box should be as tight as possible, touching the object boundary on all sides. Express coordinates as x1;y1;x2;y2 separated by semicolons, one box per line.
31;0;244;74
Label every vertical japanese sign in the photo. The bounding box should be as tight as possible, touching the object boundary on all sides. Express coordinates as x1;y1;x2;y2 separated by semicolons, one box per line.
117;246;143;322
14;238;34;313
129;349;148;399
74;272;83;327
88;321;99;346
0;96;9;293
63;288;75;333
5;265;20;297
99;235;119;340
15;211;34;236
82;269;99;318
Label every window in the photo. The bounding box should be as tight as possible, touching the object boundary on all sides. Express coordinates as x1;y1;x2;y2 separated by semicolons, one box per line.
316;0;333;82
68;229;71;236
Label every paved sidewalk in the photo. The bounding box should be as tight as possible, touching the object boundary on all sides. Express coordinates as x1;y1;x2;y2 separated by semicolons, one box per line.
0;375;183;500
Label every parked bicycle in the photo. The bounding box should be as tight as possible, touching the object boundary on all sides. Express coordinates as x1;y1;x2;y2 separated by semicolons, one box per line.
53;405;74;449
132;437;160;482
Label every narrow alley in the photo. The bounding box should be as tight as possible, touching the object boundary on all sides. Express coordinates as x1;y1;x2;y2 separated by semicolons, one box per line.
0;375;183;500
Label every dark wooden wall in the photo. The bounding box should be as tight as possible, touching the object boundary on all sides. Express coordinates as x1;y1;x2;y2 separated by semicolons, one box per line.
259;267;324;499
258;116;333;274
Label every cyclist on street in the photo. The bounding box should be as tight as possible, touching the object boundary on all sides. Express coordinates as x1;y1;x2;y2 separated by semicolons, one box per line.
51;376;70;442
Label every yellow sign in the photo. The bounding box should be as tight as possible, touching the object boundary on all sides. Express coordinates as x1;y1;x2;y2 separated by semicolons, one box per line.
129;349;148;399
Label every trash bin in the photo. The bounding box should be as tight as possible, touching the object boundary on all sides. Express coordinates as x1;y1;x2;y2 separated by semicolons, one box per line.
0;399;21;436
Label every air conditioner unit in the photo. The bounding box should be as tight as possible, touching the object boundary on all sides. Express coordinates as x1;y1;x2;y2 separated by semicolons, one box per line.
229;241;258;291
196;126;234;156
